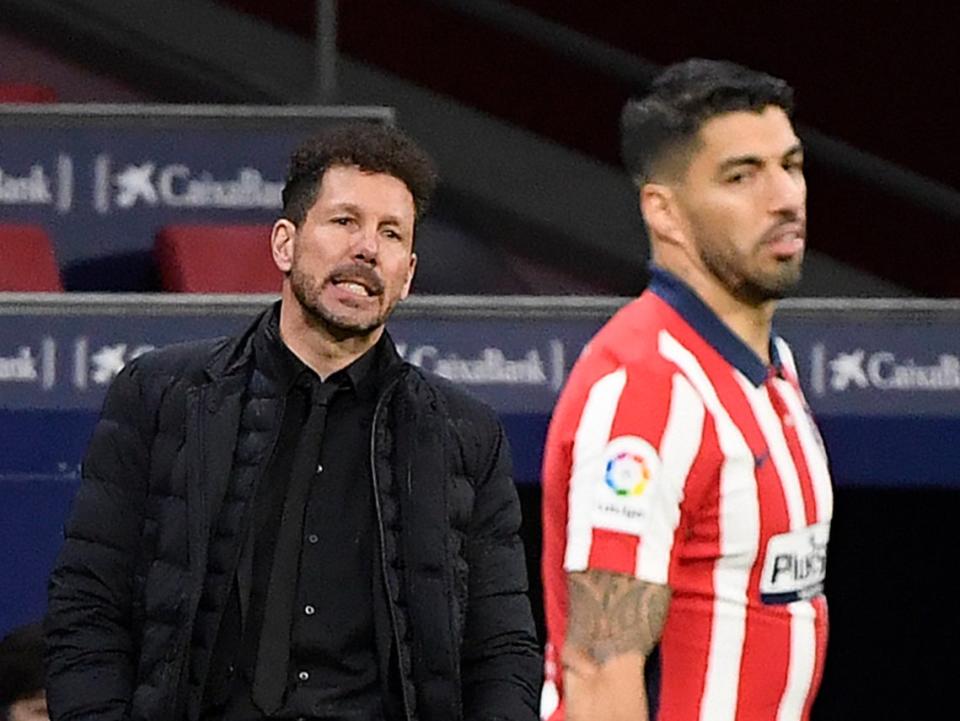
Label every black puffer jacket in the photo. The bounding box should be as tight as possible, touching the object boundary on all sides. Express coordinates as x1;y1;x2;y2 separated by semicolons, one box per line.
45;309;542;721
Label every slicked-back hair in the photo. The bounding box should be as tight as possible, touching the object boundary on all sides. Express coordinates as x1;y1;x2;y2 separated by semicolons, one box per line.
281;122;438;226
621;58;795;186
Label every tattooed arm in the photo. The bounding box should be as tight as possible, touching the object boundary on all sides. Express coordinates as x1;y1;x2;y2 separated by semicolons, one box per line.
563;569;671;721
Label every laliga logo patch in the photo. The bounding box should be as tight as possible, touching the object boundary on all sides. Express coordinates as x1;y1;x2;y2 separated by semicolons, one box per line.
602;436;659;498
593;436;660;531
605;451;651;496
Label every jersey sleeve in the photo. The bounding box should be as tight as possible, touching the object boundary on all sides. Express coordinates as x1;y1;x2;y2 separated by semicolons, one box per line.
562;362;706;585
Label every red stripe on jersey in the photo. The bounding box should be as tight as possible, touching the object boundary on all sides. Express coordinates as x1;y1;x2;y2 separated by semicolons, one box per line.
608;361;674;445
802;596;829;720
668;411;722;597
735;610;792;721
587;529;640;575
541;408;574;708
770;381;820;526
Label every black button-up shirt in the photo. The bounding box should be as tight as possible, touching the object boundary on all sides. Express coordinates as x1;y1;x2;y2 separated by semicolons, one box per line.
212;311;397;720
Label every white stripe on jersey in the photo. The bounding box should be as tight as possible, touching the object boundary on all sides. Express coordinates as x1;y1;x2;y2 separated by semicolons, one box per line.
564;368;627;571
636;372;705;584
659;330;759;721
735;374;819;721
777;602;818;721
774;336;798;377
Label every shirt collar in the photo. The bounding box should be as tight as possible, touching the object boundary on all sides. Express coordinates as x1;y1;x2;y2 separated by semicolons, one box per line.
647;265;781;386
255;302;393;399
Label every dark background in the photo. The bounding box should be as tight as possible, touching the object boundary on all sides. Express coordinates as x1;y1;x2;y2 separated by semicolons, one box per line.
221;0;960;297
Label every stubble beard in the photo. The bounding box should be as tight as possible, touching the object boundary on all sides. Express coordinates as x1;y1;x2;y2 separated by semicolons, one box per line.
697;234;803;306
289;265;391;338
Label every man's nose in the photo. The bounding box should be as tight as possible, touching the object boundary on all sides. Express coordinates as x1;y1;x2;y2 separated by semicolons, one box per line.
352;224;379;261
769;166;805;216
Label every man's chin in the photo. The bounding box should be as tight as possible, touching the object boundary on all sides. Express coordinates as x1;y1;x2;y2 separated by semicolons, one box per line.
737;266;802;304
317;311;383;337
314;302;389;336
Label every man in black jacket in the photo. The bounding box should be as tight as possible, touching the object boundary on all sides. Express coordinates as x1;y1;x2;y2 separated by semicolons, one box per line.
45;123;542;721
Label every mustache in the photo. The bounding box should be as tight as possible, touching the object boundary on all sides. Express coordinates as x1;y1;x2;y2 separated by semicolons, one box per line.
327;263;384;294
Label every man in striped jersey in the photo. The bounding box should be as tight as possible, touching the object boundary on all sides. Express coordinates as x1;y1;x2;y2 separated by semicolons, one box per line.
541;59;831;721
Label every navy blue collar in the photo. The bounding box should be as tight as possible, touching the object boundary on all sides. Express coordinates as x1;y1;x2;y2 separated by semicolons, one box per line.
647;265;781;386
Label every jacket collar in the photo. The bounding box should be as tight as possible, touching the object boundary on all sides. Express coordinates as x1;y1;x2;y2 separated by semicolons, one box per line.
648;265;782;387
202;303;273;381
203;301;405;397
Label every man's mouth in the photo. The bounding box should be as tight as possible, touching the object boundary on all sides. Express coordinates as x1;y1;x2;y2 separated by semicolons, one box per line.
763;223;805;257
333;280;374;297
328;266;383;297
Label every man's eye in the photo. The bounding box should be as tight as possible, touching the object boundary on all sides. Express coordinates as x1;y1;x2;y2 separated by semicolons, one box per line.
333;217;353;225
725;166;760;184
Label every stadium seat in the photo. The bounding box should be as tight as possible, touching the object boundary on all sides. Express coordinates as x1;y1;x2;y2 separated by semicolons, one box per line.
0;83;57;103
0;224;63;291
154;224;280;293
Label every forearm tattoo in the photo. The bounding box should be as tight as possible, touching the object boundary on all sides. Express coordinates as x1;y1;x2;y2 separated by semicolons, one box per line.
566;570;671;666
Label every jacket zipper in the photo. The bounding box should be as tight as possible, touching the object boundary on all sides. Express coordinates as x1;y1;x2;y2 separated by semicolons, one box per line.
170;385;208;719
370;374;414;721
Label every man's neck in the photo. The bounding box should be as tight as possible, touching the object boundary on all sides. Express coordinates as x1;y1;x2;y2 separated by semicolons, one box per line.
664;263;776;364
278;297;381;380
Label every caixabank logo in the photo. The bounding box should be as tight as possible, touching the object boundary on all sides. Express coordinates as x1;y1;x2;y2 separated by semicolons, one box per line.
394;340;567;392
92;154;283;213
0;156;74;213
70;338;155;390
810;343;960;395
0;340;57;390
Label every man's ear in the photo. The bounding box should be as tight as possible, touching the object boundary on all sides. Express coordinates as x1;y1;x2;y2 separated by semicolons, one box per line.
640;183;685;247
400;252;417;300
271;219;297;273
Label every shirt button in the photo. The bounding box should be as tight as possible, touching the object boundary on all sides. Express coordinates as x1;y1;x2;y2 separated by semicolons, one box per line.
298;671;310;682
316;463;324;473
304;604;316;615
307;534;319;544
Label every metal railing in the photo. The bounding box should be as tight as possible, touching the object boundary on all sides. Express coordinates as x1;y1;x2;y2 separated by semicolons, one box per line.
5;292;960;320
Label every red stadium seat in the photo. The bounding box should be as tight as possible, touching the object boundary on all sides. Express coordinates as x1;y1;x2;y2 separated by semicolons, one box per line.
154;224;281;293
0;84;57;103
0;224;63;291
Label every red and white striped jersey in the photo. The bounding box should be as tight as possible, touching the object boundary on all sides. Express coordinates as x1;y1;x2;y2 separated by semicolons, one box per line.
541;268;832;721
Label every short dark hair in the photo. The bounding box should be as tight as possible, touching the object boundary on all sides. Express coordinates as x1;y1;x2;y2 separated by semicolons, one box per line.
281;122;438;226
621;58;794;185
0;622;44;713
